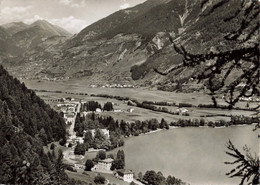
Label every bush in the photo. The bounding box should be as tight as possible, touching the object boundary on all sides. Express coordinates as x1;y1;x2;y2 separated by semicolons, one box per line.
94;174;106;184
85;159;94;171
59;138;66;146
103;102;114;111
50;143;56;150
96;150;106;160
74;143;86;155
66;166;77;172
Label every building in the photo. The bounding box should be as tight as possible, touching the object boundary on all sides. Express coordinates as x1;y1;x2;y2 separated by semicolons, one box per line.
96;108;102;113
90;129;110;138
127;108;134;113
64;113;75;124
92;158;114;171
74;163;85;170
176;107;188;114
116;169;134;183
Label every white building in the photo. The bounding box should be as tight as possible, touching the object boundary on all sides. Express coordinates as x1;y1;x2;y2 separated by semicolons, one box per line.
176;107;188;114
127;108;134;113
64;113;75;124
90;129;110;138
74;164;85;170
92;158;114;171
116;169;134;183
114;109;122;112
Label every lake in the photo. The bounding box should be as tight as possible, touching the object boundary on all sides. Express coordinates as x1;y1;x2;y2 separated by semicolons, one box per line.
108;125;258;185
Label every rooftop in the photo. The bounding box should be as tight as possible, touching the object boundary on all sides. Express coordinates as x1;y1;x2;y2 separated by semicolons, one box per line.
117;169;134;175
99;158;113;163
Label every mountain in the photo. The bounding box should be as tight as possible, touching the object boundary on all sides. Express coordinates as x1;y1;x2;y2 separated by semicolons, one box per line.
0;20;71;67
1;22;29;35
0;65;78;184
0;27;23;59
11;20;71;50
3;0;259;88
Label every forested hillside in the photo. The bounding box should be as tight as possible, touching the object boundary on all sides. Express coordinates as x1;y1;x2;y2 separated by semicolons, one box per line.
0;65;74;184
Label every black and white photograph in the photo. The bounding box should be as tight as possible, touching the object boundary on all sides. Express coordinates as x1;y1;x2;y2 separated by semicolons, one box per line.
0;0;259;184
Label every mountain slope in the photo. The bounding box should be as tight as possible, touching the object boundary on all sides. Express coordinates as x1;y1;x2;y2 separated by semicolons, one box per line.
4;0;259;88
11;20;71;49
1;22;29;35
0;27;23;59
0;65;76;184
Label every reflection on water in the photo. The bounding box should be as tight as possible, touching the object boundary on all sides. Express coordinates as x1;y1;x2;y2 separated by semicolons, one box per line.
108;125;258;185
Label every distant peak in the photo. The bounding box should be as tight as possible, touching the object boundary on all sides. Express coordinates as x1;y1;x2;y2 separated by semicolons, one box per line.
31;19;51;26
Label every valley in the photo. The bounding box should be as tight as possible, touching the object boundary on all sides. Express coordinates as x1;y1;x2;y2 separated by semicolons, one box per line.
0;0;259;184
22;78;258;185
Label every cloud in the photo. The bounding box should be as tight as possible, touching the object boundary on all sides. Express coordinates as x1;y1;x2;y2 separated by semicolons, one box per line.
50;16;88;33
59;0;71;5
24;15;45;24
58;0;85;8
0;5;33;23
2;5;32;14
120;3;130;9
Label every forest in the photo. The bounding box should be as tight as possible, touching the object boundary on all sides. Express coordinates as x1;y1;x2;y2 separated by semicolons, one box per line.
0;65;81;184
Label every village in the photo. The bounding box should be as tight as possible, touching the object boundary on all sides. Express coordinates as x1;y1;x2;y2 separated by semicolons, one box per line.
41;90;258;185
53;96;143;185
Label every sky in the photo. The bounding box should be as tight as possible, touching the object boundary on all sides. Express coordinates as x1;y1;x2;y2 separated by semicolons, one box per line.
0;0;146;33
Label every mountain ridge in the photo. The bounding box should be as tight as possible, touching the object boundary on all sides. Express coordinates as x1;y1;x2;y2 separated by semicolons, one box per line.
1;0;259;89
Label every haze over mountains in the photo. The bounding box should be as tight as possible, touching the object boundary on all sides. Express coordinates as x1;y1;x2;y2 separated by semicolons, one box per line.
0;0;258;88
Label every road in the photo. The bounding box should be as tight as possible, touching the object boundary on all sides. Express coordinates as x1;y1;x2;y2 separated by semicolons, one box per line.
68;102;81;136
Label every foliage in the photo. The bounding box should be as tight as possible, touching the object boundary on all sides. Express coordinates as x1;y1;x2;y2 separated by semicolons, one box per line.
85;159;94;171
50;143;56;150
103;102;114;111
84;130;94;148
225;140;259;185
74;143;87;155
81;101;101;112
94;174;106;184
0;65;73;184
155;0;259;109
143;170;184;185
111;150;125;170
95;150;106;160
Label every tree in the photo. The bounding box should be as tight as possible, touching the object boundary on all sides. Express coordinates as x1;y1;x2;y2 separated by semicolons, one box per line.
85;159;94;171
225;140;259;185
116;150;125;168
155;0;259;109
148;119;159;130
103;102;114;111
50;143;55;150
143;170;159;185
94;174;106;184
84;130;94;147
138;172;143;180
55;149;67;184
96;150;106;160
160;118;169;129
94;129;106;149
59;137;66;146
74;143;86;155
111;150;125;170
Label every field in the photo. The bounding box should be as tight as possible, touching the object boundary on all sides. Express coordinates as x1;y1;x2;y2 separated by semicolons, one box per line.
22;79;258;123
28;79;258;185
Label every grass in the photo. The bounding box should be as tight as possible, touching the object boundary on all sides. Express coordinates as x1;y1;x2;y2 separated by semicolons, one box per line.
66;170;96;184
23;79;257;123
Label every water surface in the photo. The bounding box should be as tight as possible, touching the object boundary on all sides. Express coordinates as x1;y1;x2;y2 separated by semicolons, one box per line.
109;125;258;185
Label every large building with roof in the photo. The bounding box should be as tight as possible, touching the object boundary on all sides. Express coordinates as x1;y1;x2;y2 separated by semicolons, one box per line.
116;169;134;183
